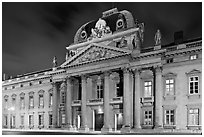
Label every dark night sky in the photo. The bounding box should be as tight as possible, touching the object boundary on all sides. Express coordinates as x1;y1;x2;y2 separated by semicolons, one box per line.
2;2;202;78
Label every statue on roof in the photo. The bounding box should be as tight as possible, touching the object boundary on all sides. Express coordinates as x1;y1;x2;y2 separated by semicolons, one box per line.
53;56;57;67
154;29;161;45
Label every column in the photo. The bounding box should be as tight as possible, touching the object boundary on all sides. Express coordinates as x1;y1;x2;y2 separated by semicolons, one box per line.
52;82;58;128
121;67;132;132
80;75;89;131
133;68;141;129
154;66;163;128
66;77;72;129
101;71;112;132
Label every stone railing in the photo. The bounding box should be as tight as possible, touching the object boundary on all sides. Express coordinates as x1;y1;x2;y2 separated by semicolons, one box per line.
87;98;104;105
141;96;154;103
186;41;202;48
71;100;82;106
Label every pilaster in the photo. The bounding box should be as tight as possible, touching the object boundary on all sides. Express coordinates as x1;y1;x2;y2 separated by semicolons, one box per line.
66;76;73;130
52;82;58;128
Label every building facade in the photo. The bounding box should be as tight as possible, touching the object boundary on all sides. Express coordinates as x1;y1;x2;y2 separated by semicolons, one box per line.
2;8;202;132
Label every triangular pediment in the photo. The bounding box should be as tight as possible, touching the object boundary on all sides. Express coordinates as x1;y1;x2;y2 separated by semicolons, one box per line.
61;43;131;67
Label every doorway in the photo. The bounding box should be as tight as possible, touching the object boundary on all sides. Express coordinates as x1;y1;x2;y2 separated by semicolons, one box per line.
94;110;104;131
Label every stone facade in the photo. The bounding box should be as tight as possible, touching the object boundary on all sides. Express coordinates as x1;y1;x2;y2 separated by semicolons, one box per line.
2;8;202;132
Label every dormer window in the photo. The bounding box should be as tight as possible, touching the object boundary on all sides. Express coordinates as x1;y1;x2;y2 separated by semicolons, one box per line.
190;54;198;60
166;58;173;64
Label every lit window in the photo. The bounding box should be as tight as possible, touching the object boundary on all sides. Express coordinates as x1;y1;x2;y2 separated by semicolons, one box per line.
190;55;197;60
165;79;175;96
165;110;175;125
29;96;34;109
29;115;34;126
61;113;66;125
39;94;44;107
189;76;199;94
144;110;152;125
12;115;16;127
188;108;199;125
144;81;152;97
97;84;103;99
39;114;44;126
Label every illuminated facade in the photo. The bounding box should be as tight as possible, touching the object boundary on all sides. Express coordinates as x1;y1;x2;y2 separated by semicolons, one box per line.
2;8;202;132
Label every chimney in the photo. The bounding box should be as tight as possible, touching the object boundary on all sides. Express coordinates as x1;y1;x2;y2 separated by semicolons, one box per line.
174;31;183;44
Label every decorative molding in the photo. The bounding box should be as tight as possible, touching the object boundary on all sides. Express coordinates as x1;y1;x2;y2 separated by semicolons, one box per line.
162;72;177;78
11;94;17;98
4;95;9;99
20;92;25;97
38;90;45;94
28;91;34;96
185;69;201;75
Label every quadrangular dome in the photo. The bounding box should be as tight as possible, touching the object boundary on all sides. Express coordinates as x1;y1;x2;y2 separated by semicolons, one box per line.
74;8;135;44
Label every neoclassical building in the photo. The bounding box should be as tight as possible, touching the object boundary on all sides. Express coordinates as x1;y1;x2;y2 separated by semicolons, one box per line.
2;8;202;132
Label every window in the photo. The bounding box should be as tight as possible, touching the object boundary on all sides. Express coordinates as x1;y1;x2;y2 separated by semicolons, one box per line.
39;94;44;108
4;115;8;126
144;81;152;97
12;97;16;107
166;58;173;64
97;84;103;99
20;96;25;109
144;110;152;125
39;114;44;126
12;115;16;127
116;83;121;97
4;98;8;110
165;110;175;125
61;113;66;125
29;96;34;109
29;82;32;86
165;79;175;96
20;115;24;126
49;93;53;107
61;91;66;104
49;114;53;126
190;54;197;60
188;108;199;125
189;76;199;94
29;114;34;126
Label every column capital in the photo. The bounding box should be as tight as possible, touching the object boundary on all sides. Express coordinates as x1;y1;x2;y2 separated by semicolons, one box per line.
154;65;163;73
132;68;142;75
122;67;131;74
81;74;88;81
104;71;112;77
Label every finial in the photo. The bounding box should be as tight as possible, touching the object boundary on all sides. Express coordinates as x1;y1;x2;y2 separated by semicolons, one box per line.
53;56;57;68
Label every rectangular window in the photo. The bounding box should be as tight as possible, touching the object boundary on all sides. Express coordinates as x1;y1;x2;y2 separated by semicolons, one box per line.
61;92;66;104
165;110;175;125
29;96;34;108
39;114;44;126
97;84;103;99
144;110;152;125
144;81;152;97
12;98;16;107
49;93;53;107
189;76;199;94
5;99;8;109
188;108;199;125
4;115;8;126
49;114;53;126
116;83;121;97
12;115;16;127
29;115;34;126
20;97;25;109
165;79;175;96
190;54;197;60
20;115;24;125
166;58;173;64
39;94;44;107
61;113;66;124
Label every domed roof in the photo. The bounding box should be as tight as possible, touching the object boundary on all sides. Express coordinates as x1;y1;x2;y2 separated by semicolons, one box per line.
73;8;135;44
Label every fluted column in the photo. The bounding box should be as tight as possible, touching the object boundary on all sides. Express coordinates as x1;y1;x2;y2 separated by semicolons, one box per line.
66;77;72;129
101;71;112;132
52;82;58;128
133;68;141;129
80;75;89;131
121;67;132;132
154;66;163;128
